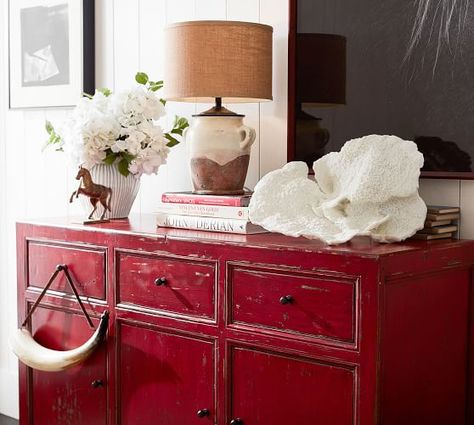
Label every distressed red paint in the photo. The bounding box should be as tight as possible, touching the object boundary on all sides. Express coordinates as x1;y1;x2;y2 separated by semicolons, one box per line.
16;215;474;424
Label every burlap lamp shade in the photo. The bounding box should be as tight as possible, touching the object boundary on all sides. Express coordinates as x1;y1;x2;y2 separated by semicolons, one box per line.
164;21;273;103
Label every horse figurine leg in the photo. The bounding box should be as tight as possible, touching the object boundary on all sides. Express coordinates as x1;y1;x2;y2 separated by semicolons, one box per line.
75;177;82;198
70;188;83;203
88;198;99;220
99;188;112;220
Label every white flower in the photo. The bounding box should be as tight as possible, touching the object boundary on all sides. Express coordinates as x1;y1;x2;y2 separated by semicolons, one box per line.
54;80;175;177
129;138;170;177
112;128;146;155
138;120;165;143
111;87;166;127
90;90;110;112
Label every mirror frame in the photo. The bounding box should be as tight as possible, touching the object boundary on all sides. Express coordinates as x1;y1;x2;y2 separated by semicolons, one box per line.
286;0;474;180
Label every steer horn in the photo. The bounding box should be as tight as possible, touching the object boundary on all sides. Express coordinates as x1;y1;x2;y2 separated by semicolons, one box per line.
10;311;109;372
11;264;109;372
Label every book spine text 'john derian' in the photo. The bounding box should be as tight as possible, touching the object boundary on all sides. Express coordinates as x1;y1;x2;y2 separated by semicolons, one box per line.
156;213;264;234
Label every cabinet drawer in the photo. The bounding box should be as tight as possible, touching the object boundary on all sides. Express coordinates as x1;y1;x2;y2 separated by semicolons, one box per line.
117;251;216;320
228;265;357;345
27;240;106;300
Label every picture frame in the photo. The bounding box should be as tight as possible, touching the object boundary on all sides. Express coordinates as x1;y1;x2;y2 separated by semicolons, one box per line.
8;0;95;109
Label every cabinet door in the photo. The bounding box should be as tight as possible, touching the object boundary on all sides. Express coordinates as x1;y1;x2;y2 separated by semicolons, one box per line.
229;346;355;425
27;306;108;425
118;323;215;425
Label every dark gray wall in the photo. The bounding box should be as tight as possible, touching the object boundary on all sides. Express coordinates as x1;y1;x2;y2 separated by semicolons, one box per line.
297;0;474;171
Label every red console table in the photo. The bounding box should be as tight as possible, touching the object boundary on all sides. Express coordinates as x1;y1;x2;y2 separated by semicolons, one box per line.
16;215;474;424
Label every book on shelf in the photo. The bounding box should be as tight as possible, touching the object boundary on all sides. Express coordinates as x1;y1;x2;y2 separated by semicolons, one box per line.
411;232;454;240
156;227;251;242
161;191;252;207
156;202;249;220
424;219;452;228
414;205;460;240
425;212;460;222
427;205;460;215
156;213;267;235
418;225;458;235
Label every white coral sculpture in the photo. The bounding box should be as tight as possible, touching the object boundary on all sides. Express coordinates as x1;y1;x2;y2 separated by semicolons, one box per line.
249;135;427;245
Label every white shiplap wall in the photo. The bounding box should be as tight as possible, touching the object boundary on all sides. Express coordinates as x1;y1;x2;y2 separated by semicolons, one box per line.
0;0;288;418
0;0;473;419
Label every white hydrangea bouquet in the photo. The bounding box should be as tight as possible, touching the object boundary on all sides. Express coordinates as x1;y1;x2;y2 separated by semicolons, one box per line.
46;72;188;177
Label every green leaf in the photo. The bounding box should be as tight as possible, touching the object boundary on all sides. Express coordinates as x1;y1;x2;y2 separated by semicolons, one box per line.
98;87;112;97
118;158;131;177
45;120;54;135
135;72;149;85
173;116;189;130
160;99;167;106
121;152;136;162
165;133;180;147
103;152;118;165
177;117;189;128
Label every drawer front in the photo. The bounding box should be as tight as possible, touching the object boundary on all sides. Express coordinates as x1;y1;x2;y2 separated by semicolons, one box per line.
27;240;106;300
117;251;216;320
228;265;357;344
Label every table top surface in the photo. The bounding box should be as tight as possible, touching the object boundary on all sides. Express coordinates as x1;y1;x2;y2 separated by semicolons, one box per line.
17;214;474;258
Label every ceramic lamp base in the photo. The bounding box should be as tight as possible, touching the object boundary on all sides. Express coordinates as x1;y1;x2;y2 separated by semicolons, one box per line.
190;154;250;195
186;101;256;196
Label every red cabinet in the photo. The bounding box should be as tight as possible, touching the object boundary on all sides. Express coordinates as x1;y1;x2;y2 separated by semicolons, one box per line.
229;346;355;425
16;216;474;424
118;323;215;424
28;306;107;425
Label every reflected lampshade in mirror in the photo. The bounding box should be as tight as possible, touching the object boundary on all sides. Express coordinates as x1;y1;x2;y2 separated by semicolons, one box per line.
295;33;346;168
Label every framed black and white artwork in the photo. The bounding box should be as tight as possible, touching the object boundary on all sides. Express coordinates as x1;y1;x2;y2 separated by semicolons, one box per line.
9;0;95;109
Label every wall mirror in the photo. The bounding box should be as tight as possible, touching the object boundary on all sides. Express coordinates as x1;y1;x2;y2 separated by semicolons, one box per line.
288;0;474;178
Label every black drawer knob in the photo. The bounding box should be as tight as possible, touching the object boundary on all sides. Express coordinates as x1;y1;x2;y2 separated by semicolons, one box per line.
197;408;210;418
230;419;243;425
91;379;103;388
279;295;293;305
154;277;167;286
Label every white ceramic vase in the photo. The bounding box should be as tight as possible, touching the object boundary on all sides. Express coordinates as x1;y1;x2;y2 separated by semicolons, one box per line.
185;114;256;194
79;164;140;220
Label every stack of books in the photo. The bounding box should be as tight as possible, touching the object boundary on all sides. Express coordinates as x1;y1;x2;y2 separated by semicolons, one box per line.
412;205;460;240
155;191;267;234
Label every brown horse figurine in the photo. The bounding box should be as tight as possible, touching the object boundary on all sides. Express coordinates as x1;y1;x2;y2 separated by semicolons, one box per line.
70;167;112;220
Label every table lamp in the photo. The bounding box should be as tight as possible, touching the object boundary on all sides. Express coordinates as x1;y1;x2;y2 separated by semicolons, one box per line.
295;33;346;167
164;21;273;195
